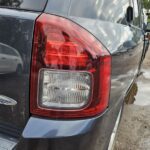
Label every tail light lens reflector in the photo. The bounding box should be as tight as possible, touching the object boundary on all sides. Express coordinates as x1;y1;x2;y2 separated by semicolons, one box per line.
38;69;92;109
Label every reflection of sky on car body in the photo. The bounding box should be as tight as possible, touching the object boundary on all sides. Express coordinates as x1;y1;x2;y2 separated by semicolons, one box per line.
70;0;130;24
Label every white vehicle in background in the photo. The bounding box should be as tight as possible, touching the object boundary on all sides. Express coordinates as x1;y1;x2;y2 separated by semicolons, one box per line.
0;43;23;74
143;8;148;25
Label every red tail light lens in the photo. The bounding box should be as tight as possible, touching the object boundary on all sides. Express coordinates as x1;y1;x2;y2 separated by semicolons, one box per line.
30;14;111;118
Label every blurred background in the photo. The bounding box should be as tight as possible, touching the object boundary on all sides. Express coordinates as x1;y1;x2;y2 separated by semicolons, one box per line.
115;46;150;150
115;1;150;149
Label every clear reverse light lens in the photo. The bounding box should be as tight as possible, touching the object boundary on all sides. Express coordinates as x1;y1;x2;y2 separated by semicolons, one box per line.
38;70;92;110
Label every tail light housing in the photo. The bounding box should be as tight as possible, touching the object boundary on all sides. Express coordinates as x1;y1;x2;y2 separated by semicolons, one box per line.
30;14;111;119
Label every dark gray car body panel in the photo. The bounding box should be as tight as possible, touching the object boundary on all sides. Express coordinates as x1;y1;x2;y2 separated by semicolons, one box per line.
0;9;39;137
0;0;144;150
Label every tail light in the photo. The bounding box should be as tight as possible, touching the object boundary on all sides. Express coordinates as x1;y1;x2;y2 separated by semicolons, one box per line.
30;14;111;119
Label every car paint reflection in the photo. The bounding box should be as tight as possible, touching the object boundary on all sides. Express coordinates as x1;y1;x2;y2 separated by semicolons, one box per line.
70;0;130;24
0;10;38;130
0;43;23;75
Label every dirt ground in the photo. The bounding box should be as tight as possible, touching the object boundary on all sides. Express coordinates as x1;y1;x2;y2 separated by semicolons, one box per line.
114;48;150;150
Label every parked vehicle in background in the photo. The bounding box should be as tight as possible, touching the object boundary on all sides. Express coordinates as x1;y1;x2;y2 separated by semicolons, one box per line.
0;0;148;150
143;22;150;60
143;8;148;25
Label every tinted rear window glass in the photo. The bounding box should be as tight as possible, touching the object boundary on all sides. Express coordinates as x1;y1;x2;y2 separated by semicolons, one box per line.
0;0;47;11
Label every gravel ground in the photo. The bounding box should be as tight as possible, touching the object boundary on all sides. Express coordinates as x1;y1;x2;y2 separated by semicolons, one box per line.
114;48;150;150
